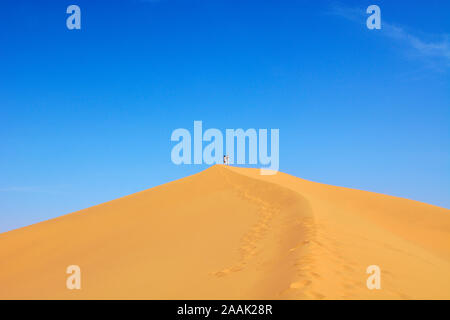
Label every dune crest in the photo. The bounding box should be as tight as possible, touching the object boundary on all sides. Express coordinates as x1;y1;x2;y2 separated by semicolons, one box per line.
0;165;449;299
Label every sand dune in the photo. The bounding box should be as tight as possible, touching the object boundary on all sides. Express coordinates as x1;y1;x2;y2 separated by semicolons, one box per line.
0;165;449;299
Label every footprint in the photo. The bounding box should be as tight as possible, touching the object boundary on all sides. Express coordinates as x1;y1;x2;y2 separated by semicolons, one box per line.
290;279;312;289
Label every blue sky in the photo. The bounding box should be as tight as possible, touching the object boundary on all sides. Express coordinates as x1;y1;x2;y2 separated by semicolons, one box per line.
0;0;449;233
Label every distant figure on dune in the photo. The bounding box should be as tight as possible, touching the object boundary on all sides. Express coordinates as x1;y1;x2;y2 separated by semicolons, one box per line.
223;155;230;165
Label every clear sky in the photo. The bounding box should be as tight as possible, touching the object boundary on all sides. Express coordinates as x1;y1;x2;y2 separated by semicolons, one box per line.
0;0;449;233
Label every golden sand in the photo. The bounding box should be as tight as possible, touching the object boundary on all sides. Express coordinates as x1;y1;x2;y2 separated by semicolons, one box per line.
0;165;449;299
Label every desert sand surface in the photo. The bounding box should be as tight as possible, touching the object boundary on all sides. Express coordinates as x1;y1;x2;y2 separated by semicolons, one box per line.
0;165;449;299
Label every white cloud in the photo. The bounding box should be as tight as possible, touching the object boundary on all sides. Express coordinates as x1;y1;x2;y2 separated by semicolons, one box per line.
0;186;65;194
328;3;450;71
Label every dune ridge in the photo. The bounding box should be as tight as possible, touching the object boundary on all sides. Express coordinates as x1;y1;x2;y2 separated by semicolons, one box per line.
0;165;449;299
